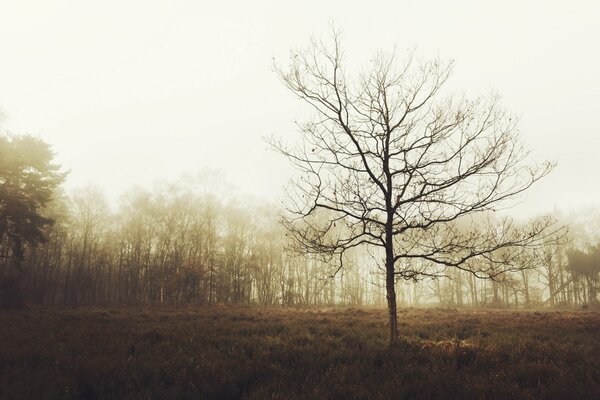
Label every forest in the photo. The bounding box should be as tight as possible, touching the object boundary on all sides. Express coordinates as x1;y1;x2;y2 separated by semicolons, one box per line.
1;154;599;311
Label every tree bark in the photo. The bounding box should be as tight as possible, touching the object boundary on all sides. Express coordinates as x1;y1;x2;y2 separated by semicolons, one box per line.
385;213;398;345
385;262;398;346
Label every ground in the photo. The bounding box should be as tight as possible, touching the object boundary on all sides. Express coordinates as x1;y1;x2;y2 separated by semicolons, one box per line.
0;306;599;399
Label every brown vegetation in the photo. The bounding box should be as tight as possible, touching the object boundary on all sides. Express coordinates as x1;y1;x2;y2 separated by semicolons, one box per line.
1;306;598;399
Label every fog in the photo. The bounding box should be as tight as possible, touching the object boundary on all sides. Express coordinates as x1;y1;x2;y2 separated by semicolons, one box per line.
1;0;599;217
2;2;600;398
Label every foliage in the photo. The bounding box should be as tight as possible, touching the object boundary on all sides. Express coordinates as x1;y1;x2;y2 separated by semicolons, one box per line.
568;245;600;277
0;135;65;260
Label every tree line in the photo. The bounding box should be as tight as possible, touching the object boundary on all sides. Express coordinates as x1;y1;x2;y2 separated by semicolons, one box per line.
0;145;382;307
397;237;600;308
0;134;598;309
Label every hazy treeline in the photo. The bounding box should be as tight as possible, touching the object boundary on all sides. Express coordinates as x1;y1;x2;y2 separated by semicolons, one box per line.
439;211;600;308
1;135;599;308
403;241;600;308
7;183;384;306
4;182;598;308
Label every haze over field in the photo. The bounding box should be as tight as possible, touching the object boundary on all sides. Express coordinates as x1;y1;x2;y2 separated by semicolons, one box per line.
1;0;599;217
3;2;600;399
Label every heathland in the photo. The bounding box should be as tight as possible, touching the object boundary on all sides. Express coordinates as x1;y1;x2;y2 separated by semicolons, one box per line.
1;306;599;399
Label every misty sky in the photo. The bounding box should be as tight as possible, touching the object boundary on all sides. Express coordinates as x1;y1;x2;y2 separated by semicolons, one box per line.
0;0;598;218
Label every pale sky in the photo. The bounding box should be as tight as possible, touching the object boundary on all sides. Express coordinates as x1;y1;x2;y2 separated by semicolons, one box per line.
0;0;598;218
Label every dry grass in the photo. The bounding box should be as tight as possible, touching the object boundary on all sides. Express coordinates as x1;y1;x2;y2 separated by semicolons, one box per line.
0;306;599;399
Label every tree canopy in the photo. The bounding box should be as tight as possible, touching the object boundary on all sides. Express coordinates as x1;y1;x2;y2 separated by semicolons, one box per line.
273;31;564;344
0;135;65;261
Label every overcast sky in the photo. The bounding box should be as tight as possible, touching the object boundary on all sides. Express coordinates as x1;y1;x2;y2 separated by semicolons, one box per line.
0;0;598;218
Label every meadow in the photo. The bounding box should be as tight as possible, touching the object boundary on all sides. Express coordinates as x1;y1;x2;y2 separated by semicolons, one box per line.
1;306;599;399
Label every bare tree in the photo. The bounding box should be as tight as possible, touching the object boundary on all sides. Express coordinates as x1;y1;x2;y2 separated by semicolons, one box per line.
272;30;564;345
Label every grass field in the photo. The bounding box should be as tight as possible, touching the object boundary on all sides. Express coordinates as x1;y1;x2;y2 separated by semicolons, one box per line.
1;306;599;399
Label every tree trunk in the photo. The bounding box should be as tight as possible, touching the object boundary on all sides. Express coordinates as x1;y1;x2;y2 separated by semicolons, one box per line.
385;233;398;345
385;264;398;346
384;178;399;346
1;257;24;309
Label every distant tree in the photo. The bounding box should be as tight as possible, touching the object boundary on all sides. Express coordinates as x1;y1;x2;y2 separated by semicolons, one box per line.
0;135;65;308
567;245;600;304
272;30;564;345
